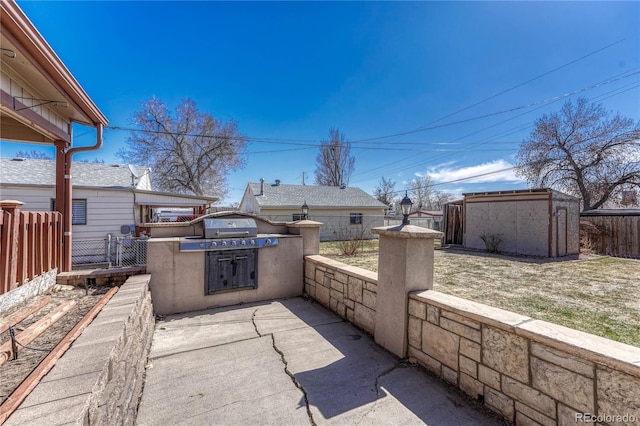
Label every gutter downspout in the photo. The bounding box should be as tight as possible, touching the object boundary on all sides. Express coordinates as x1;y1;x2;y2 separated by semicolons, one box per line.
59;123;104;272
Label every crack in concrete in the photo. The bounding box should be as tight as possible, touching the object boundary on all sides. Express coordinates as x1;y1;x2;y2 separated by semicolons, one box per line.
251;308;315;425
354;359;409;426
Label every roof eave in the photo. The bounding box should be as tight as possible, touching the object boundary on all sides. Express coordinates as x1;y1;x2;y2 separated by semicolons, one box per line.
1;1;108;127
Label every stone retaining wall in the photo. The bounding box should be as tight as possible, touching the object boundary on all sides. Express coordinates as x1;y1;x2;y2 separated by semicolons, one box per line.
409;291;640;426
304;255;378;334
5;274;154;426
304;255;640;426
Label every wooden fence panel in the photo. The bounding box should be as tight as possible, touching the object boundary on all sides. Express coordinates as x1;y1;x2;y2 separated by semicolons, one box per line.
0;201;63;295
581;214;640;258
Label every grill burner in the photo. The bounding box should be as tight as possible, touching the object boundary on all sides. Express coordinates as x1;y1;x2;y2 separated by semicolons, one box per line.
179;218;279;252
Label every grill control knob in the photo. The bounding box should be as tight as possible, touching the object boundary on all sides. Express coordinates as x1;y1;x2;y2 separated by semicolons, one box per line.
250;239;256;246
231;240;237;247
265;239;272;245
240;240;246;246
222;241;228;247
211;241;217;248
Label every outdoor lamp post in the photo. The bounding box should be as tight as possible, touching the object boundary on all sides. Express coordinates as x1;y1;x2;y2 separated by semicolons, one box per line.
400;191;413;225
301;201;309;220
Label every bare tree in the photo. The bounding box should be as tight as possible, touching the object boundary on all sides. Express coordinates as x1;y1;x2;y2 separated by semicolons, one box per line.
117;97;247;197
374;176;396;207
409;175;436;211
314;127;355;186
15;150;52;159
515;98;640;211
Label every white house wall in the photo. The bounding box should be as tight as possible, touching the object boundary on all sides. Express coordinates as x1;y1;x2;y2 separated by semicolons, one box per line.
258;207;385;241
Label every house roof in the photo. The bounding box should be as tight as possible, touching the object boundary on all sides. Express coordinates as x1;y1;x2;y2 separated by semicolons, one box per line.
0;157;148;188
246;182;386;209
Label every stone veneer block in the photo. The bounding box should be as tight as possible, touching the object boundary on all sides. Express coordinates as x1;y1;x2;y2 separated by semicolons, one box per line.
530;357;594;413
460;373;483;399
334;271;348;284
557;403;584;426
354;304;375;334
412;291;531;332
478;365;501;390
364;281;377;292
315;284;330;306
421;321;459;370
408;299;426;320
482;325;529;383
501;376;556;419
408;347;441;374
305;263;315;280
459;355;477;378
440;317;481;343
531;342;594;378
441;310;481;330
460;338;481;362
517;319;640;377
597;367;640;424
330;279;344;293
442;365;458;384
427;305;440;324
362;289;376;310
484;387;514;421
347;277;363;303
408;316;422;349
515;402;555;426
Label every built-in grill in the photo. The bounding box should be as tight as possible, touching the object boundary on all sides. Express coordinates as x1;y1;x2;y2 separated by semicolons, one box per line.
179;218;278;294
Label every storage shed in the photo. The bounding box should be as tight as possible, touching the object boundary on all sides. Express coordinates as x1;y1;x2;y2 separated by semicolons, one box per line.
461;188;580;257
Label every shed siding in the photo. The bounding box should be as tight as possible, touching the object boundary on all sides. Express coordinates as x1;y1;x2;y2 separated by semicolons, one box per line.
463;190;579;257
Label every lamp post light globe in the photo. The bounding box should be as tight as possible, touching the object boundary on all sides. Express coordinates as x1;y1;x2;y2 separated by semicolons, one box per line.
400;192;413;225
301;201;309;220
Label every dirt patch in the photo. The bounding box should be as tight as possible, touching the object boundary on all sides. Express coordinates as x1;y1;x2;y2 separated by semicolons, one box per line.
0;285;108;405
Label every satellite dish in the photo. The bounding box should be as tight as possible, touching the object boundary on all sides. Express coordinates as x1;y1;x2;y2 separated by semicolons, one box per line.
128;164;140;178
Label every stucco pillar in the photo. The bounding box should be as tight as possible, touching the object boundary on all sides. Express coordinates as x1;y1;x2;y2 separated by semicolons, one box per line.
288;220;322;256
372;224;443;358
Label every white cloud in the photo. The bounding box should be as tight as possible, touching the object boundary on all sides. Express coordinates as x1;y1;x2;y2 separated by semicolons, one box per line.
427;159;523;184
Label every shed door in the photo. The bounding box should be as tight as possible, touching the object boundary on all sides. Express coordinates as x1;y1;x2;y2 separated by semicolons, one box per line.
556;207;567;257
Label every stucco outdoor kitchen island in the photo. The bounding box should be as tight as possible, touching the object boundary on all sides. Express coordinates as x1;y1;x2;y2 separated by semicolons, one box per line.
145;213;320;315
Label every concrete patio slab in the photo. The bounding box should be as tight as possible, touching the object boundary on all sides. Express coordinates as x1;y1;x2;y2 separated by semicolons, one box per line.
136;297;504;426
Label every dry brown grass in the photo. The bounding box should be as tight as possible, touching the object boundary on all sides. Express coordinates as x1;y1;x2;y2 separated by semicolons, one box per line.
320;240;640;347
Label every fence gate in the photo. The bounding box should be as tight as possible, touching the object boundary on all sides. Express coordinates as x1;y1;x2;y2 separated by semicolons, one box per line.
72;236;148;267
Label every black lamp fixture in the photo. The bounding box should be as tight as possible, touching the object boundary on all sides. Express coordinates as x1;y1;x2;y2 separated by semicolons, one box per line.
399;191;413;225
301;201;309;220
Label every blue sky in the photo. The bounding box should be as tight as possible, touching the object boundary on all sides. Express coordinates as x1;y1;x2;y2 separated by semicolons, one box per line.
2;1;639;205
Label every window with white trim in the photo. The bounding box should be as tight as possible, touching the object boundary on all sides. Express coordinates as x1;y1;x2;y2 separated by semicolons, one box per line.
350;213;363;225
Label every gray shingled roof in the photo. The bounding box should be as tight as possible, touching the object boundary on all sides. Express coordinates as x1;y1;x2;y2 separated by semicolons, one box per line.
0;158;148;188
247;182;386;208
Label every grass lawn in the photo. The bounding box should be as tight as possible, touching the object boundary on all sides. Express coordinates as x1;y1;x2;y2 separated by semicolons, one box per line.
320;240;640;347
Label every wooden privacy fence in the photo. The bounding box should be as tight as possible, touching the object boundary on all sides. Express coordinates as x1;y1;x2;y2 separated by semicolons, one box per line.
1;200;62;295
580;210;640;258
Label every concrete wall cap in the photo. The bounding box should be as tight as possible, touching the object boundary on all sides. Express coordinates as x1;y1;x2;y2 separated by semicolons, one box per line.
287;220;323;228
373;224;443;239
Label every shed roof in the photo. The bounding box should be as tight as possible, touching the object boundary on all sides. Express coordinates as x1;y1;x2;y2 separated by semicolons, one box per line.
246;182;386;209
0;157;148;188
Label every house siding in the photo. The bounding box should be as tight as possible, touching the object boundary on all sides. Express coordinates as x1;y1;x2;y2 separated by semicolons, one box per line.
0;186;134;241
259;207;385;241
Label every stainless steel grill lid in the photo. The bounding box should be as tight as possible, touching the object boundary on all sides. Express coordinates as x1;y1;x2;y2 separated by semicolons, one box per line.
203;218;258;239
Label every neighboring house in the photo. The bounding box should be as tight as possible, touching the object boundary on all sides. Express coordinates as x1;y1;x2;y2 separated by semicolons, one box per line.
387;210;443;230
239;180;387;241
446;188;580;257
0;157;218;242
